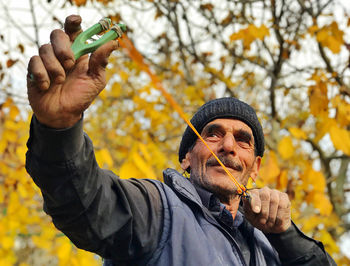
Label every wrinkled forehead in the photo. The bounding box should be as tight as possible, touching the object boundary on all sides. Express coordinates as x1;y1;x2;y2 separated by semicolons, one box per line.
201;118;253;135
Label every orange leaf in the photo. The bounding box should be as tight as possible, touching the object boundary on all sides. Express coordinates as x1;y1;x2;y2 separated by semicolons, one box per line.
6;59;18;68
73;0;87;6
200;3;214;11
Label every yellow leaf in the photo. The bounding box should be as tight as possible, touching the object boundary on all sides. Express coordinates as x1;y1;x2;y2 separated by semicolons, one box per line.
0;139;6;155
138;143;152;162
9;105;20;119
132;152;157;179
308;24;318;35
32;235;51;250
301;216;320;232
98;89;107;100
0;253;16;266
259;151;280;184
301;166;326;192
16;145;27;165
4;120;21;131
277;170;288;190
332;95;350;127
230;24;269;49
289;127;307;140
0;186;4;204
111;83;122;98
56;238;72;265
32;224;57;250
120;161;141;179
1;235;14;249
329;125;350;155
316;27;328;42
312;192;333;216
2;129;18;143
17;206;29;228
315;117;336;142
316;22;344;54
119;70;129;82
7;192;20;215
318;229;339;254
255;24;270;40
75;249;101;266
95;148;114;168
308;82;328;116
278;136;294;159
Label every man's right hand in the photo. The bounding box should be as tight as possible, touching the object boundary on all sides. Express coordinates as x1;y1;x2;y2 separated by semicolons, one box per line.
27;15;119;129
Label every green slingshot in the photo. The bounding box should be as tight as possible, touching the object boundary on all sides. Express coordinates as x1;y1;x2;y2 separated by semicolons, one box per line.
71;18;126;60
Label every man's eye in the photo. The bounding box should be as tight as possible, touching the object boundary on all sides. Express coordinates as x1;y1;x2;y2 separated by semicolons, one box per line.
236;137;252;148
205;133;220;140
236;137;250;143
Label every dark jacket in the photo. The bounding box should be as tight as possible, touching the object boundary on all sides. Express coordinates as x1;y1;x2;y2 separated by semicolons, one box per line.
26;117;336;265
143;168;280;266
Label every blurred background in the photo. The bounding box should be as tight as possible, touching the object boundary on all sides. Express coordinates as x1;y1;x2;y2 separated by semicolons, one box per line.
0;0;350;265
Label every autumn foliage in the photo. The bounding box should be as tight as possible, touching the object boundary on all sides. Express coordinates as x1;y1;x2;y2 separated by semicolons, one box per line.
1;0;350;265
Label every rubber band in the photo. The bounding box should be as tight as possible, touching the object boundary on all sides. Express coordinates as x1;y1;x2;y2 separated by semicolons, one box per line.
119;36;249;196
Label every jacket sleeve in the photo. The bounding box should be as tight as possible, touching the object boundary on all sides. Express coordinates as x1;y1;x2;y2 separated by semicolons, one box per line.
25;116;163;262
266;222;336;266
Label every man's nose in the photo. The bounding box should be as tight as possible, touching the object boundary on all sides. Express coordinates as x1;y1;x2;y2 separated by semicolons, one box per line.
219;133;237;155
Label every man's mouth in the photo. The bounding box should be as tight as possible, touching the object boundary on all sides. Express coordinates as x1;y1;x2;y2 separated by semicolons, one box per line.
206;156;243;172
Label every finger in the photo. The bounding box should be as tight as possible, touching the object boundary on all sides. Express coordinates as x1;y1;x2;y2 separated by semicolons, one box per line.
275;193;291;228
39;44;66;84
50;29;75;71
64;15;83;42
249;190;261;213
27;56;50;91
259;188;270;225
88;40;119;78
266;190;279;227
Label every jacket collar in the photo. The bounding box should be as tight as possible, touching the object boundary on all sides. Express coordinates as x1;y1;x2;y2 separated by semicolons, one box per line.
162;168;244;228
162;168;203;207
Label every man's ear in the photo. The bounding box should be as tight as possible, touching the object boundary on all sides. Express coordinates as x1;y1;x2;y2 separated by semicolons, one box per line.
250;156;261;181
180;152;191;171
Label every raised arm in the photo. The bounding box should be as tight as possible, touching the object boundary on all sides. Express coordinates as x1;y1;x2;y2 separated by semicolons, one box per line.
25;15;162;263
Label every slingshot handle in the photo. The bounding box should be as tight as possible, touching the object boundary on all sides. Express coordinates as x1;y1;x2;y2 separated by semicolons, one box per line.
71;18;126;60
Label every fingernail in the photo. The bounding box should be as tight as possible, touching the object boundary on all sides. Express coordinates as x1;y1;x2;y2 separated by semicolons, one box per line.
55;75;65;84
64;59;74;69
39;81;49;90
260;218;267;224
254;206;260;213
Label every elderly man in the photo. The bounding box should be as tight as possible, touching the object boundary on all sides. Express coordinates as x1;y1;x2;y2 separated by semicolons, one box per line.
26;15;335;265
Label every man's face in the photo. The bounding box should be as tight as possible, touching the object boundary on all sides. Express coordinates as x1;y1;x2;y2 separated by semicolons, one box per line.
181;118;261;197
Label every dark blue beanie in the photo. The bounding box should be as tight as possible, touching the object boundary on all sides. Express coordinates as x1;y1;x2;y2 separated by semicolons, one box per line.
178;97;265;163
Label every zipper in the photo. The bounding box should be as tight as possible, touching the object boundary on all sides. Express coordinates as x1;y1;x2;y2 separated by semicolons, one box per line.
173;184;248;266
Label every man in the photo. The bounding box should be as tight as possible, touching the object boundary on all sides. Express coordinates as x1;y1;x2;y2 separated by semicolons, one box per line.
26;15;336;265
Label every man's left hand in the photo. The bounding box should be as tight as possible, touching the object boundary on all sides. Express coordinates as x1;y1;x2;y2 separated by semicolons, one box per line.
243;186;291;234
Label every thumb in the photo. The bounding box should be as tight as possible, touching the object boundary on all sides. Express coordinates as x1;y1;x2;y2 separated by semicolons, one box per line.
88;40;119;78
243;190;261;214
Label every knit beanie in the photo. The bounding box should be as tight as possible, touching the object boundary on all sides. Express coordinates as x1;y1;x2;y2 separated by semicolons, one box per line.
178;97;264;163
